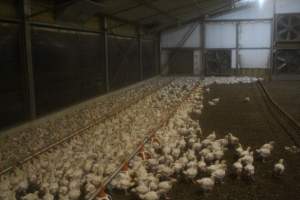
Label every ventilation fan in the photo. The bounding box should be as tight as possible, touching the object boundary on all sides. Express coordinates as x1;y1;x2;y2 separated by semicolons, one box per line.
206;50;231;75
276;14;300;41
275;50;300;74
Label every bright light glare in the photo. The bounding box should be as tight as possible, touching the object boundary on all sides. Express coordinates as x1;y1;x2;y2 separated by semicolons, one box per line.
258;0;265;8
237;0;265;8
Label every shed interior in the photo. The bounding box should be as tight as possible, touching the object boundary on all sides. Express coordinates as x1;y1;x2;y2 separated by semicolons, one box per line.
0;1;300;200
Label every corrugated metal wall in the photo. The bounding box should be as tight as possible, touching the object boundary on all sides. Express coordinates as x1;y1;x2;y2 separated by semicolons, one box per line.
0;1;159;130
239;22;271;48
0;23;27;128
32;28;106;116
108;36;140;90
205;22;236;49
142;40;157;79
161;23;201;48
160;0;300;77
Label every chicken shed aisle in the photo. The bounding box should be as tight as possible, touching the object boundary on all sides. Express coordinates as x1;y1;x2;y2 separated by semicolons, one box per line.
108;78;300;200
1;77;300;200
174;81;300;200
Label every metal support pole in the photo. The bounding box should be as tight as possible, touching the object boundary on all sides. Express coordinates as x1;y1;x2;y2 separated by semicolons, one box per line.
201;21;206;78
138;28;143;80
104;17;110;92
21;0;36;119
270;0;277;81
158;32;161;75
236;22;240;76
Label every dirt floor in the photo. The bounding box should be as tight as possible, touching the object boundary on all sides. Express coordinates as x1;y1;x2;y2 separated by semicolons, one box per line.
264;80;300;122
112;82;300;200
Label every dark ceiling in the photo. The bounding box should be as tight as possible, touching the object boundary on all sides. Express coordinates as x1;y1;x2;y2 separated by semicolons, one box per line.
55;0;244;33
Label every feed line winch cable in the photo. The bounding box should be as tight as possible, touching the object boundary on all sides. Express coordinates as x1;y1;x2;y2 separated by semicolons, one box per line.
257;81;300;147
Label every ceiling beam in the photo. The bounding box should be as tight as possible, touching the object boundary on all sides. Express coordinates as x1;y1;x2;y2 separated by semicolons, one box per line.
26;0;139;27
110;3;143;15
150;0;247;33
132;0;179;22
110;0;210;23
137;0;231;25
136;1;201;23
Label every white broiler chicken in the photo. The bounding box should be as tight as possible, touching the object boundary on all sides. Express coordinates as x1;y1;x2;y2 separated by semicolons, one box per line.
158;179;176;198
244;163;255;180
208;101;216;106
233;160;243;179
197;157;207;173
140;191;159;200
69;189;81;200
21;192;39;200
132;182;149;196
244;97;250;102
273;159;285;176
196;177;215;193
43;192;54;200
211;168;226;184
207;160;226;174
206;132;217;141
261;141;275;151
192;140;202;151
212;98;220;103
238;146;251;158
256;142;274;162
240;151;254;165
235;143;244;156
183;166;198;180
228;133;239;146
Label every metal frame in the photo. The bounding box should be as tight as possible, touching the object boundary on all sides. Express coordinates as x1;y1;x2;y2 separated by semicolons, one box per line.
104;17;110;92
0;1;161;127
272;1;300;77
138;27;143;80
156;1;261;33
205;49;232;76
206;19;272;73
160;22;199;75
161;18;273;76
132;0;178;22
21;0;36;119
270;0;276;80
236;22;240;75
204;18;273;23
201;21;205;78
275;13;300;42
158;32;162;75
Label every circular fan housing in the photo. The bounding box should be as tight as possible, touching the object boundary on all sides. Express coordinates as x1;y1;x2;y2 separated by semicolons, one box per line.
275;50;300;74
276;14;300;41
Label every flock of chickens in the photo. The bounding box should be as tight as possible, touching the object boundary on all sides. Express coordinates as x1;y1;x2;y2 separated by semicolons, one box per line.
0;76;287;200
0;77;172;171
0;77;199;200
101;80;285;200
202;76;263;86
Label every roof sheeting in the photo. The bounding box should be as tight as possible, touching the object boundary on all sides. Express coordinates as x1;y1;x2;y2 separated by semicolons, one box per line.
56;0;241;33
